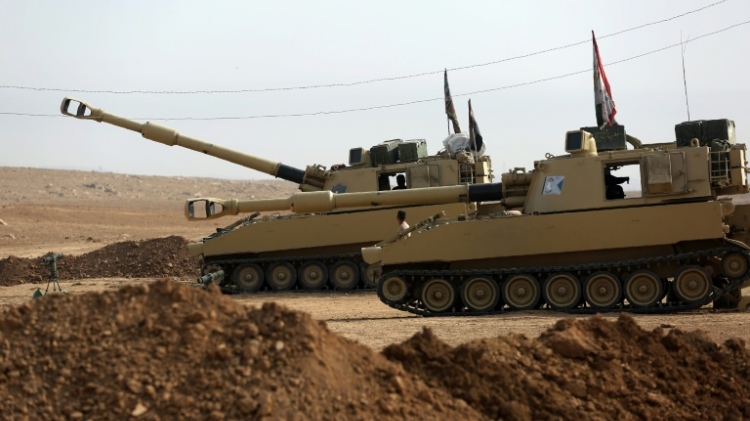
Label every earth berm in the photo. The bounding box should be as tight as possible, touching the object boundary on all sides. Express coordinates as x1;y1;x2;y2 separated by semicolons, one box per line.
385;315;750;421
0;280;480;420
1;280;750;420
0;236;200;286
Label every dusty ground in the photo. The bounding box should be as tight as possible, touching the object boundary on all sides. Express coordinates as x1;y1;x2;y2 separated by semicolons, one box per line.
2;280;749;351
2;166;750;352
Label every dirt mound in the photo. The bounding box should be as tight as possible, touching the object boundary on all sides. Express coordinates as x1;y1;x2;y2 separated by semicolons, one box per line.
0;236;201;286
5;280;750;421
0;281;482;420
384;314;750;421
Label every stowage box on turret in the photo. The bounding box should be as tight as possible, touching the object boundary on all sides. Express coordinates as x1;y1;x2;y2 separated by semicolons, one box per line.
398;140;428;162
362;122;750;315
675;119;736;147
60;97;496;292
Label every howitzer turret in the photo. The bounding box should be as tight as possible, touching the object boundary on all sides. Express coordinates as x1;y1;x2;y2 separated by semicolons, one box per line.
60;97;493;194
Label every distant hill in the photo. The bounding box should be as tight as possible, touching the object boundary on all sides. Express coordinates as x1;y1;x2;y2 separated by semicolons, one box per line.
0;166;298;208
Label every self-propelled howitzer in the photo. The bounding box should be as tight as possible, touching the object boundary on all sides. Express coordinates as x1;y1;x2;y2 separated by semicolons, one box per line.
60;97;499;292
363;123;750;314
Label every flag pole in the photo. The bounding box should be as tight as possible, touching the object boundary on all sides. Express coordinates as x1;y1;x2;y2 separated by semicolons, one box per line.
680;31;692;121
469;99;478;154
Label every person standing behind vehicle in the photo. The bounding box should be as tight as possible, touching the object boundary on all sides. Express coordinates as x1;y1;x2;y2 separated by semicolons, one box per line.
397;210;409;233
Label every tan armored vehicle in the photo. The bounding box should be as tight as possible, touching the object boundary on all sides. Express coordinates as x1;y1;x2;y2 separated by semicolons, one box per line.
60;97;494;291
361;120;750;314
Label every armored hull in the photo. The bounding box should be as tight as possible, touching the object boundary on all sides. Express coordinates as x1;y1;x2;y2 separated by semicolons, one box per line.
365;200;749;314
200;202;475;291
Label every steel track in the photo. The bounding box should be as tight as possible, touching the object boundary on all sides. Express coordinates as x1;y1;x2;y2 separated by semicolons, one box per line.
377;246;750;317
203;252;377;293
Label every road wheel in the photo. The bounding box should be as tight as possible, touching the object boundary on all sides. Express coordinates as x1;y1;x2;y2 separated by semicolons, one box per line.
329;261;360;290
502;275;541;311
232;263;264;293
266;262;296;291
722;252;750;280
583;271;622;310
674;265;713;304
379;276;409;304
360;263;381;288
460;276;500;312
421;278;456;313
298;261;328;290
624;270;662;308
543;273;582;310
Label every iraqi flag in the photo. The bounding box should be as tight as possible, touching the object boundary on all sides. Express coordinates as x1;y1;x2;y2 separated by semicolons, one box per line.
444;70;462;134
468;99;484;154
593;31;617;127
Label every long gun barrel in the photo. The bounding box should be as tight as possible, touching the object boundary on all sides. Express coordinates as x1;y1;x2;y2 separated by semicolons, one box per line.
60;97;307;185
186;182;503;220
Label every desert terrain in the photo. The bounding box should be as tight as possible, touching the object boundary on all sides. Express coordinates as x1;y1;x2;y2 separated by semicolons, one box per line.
0;166;298;258
2;166;749;351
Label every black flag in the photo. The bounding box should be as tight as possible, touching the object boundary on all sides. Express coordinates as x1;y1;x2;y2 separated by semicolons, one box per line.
444;70;461;134
468;99;483;152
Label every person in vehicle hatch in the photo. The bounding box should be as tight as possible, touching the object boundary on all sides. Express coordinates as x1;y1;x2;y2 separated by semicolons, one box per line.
604;166;629;200
392;174;407;190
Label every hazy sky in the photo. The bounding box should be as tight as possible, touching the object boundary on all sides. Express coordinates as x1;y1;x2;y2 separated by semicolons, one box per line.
1;0;749;181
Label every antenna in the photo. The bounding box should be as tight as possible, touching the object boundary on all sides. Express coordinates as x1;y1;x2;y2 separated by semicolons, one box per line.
680;31;691;121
